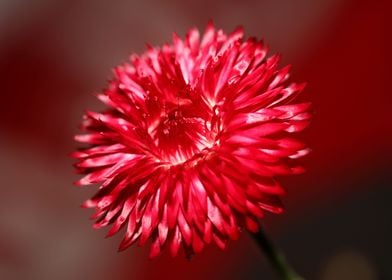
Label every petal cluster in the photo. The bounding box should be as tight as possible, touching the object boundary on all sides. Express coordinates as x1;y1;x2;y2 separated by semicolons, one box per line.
72;23;311;258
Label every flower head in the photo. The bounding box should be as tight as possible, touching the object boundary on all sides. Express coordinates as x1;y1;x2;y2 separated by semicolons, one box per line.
72;23;311;258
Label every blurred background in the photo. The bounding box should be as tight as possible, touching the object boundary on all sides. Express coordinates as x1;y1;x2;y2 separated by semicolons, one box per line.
0;0;389;279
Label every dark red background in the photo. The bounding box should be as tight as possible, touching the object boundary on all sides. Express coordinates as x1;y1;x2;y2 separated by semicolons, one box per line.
0;0;389;279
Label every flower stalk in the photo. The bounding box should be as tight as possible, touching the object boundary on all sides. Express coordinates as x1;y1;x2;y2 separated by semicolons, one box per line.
251;227;304;280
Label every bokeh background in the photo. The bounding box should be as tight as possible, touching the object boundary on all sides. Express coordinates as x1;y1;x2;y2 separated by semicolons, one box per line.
0;0;389;279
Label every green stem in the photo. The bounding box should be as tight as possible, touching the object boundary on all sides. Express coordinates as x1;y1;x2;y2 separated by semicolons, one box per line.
250;227;304;280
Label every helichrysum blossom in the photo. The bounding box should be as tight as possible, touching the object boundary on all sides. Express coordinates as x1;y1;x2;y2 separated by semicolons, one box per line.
72;23;311;258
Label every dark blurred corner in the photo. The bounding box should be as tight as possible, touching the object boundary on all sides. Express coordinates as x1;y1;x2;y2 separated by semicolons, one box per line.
0;0;389;279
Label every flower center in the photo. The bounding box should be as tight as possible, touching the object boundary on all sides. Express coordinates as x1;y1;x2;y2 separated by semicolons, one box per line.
153;107;215;165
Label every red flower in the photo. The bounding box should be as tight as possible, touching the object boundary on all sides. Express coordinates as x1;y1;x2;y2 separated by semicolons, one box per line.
72;23;311;258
